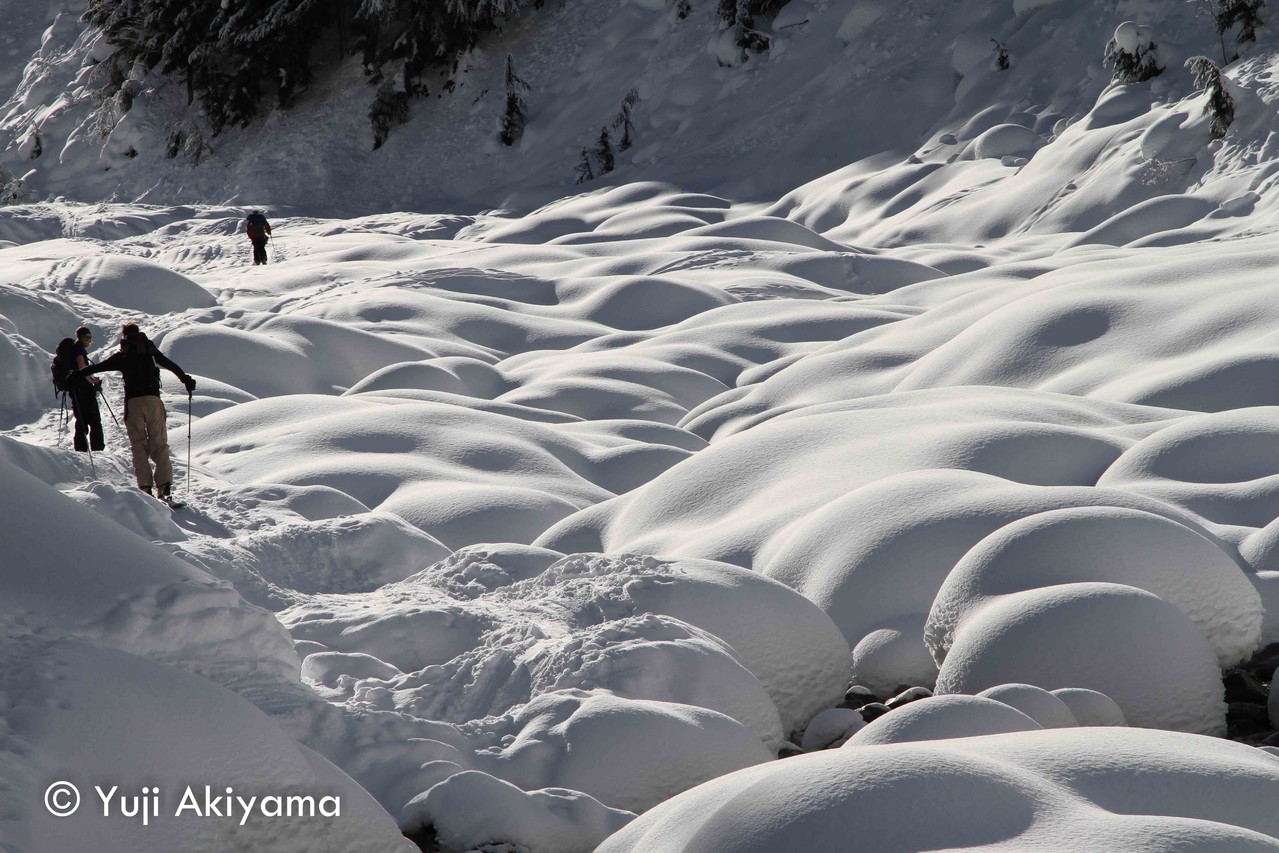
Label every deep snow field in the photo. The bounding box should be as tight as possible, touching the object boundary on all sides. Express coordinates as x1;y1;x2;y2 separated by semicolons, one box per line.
2;187;1279;850
5;0;1279;850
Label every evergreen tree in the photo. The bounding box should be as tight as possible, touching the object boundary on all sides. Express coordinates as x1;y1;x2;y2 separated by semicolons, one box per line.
79;0;549;144
611;88;640;151
1103;22;1163;83
594;126;615;174
1186;55;1235;138
1212;0;1263;60
716;0;787;51
675;0;691;18
574;147;595;184
369;79;410;149
499;54;530;146
1216;0;1265;45
992;39;1009;70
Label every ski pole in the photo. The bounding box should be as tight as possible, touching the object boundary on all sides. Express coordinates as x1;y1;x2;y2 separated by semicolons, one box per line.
187;390;192;499
97;383;120;428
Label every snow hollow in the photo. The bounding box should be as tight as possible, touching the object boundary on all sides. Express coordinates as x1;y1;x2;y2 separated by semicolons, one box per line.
3;0;1279;851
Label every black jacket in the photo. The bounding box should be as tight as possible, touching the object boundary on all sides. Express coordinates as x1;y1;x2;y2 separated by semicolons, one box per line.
83;334;190;400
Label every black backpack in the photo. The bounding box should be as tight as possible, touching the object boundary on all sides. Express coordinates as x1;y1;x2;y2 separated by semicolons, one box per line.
246;212;268;238
51;338;77;395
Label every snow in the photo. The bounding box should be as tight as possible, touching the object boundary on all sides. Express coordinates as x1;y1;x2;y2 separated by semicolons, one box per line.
1051;687;1128;727
936;583;1227;735
800;707;865;751
9;638;415;853
599;728;1279;853
925;506;1263;668
3;0;1279;847
847;694;1045;746
976;683;1081;729
400;770;634;853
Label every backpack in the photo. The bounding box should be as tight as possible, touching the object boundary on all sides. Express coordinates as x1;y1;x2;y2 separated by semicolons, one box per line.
51;338;77;395
246;212;268;239
121;333;163;397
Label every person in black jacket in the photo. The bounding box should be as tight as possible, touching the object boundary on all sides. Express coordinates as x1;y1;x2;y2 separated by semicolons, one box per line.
245;210;272;265
77;323;196;499
69;325;105;453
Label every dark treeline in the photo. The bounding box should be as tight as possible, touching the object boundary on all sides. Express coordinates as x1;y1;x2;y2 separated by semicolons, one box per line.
82;0;540;145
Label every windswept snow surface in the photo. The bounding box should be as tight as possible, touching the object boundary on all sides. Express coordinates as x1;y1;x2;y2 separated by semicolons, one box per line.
2;0;1279;846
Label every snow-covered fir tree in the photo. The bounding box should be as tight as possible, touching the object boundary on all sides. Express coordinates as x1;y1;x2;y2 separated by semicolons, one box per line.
574;147;594;183
1216;0;1266;44
594;126;615;174
612;89;640;151
1186;55;1235;137
716;0;787;50
1103;21;1164;83
993;39;1010;70
499;54;530;147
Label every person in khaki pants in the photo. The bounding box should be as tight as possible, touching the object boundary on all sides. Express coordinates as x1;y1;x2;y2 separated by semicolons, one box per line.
76;323;196;500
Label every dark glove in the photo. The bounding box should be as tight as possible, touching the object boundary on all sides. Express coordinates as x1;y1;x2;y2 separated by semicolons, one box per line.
182;375;197;393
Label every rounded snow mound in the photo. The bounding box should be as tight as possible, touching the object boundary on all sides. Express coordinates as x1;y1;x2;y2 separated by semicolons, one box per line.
801;707;865;751
283;552;848;739
845;694;1044;746
237;510;450;594
8;639;414;853
597;727;1279;852
935;583;1226;735
401;770;634;853
345;357;512;397
1051;687;1127;727
747;468;1217;695
970;124;1040;160
925;506;1262;668
977;684;1079;729
0;329;52;415
1099;408;1279;528
440;689;773;814
0;455;298;682
61;254;216;313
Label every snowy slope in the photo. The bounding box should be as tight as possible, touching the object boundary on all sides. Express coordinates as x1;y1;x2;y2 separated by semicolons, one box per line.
2;0;1279;851
2;0;1272;216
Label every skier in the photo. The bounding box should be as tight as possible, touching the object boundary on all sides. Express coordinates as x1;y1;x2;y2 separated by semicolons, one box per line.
245;210;272;265
69;326;105;453
74;323;197;500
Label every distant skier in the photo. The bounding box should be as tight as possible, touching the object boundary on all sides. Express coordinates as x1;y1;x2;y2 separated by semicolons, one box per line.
245;210;272;265
74;323;197;500
68;325;105;453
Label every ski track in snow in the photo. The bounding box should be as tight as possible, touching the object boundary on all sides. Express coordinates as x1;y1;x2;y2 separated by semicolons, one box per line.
3;0;1279;850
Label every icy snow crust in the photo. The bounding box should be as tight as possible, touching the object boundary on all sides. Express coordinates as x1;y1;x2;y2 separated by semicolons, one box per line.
3;0;1279;849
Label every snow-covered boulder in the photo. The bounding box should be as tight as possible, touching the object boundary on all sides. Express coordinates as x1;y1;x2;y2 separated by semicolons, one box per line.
1051;687;1126;727
935;583;1226;735
800;708;864;751
401;770;634;853
977;683;1078;729
970;124;1040;160
925;506;1262;668
845;694;1043;746
61;254;216;313
285;553;847;742
462;690;773;814
597;728;1279;852
8;638;413;853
